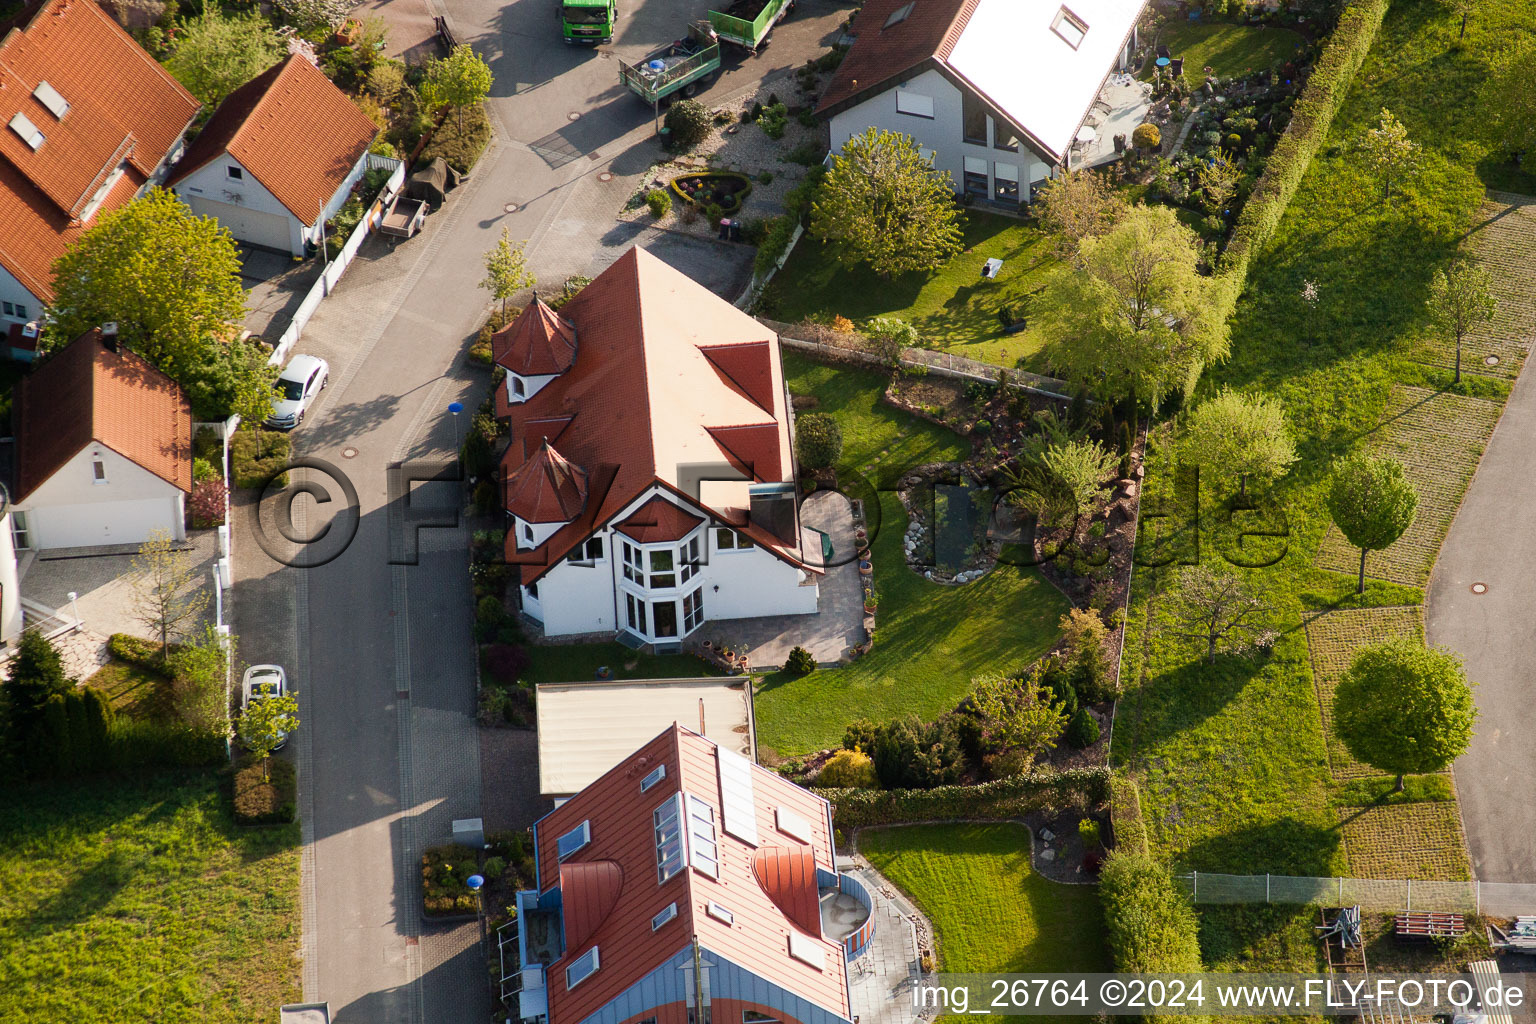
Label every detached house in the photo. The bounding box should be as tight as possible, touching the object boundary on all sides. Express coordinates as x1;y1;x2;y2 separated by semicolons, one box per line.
817;0;1147;201
510;724;872;1024
0;0;200;328
494;247;823;646
11;326;192;550
167;54;379;257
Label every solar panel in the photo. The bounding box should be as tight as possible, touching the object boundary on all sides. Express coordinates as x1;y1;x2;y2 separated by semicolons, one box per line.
716;747;759;845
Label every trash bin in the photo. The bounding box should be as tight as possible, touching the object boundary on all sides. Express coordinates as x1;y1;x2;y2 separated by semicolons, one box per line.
718;218;731;240
729;220;742;242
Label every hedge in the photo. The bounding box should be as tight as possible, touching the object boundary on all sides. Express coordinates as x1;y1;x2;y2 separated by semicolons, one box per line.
105;720;225;771
108;633;170;674
816;765;1110;831
233;757;297;825
1208;0;1393;326
1110;772;1150;855
230;428;292;490
1099;851;1206;1024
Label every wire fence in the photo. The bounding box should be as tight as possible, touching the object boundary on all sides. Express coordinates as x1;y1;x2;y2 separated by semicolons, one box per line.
1179;872;1536;916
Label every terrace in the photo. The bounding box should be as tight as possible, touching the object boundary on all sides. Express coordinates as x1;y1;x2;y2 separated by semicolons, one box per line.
1073;74;1156;169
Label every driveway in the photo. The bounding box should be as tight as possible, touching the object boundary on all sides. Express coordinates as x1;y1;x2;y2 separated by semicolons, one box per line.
230;2;858;1022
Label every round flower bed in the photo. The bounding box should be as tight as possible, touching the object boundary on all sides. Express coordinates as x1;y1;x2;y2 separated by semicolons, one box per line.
669;172;754;213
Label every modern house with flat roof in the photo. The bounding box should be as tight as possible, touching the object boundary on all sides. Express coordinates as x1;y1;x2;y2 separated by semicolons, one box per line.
817;0;1148;201
493;247;825;647
509;724;874;1024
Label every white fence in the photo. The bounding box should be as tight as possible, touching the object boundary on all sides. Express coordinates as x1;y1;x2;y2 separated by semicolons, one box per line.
1181;871;1536;917
268;154;406;366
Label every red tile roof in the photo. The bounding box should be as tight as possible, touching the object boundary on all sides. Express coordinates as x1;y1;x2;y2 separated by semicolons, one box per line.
14;328;191;500
533;727;851;1024
493;297;578;377
0;0;200;301
165;54;377;224
505;440;589;524
614;496;705;544
495;248;808;582
816;0;976;116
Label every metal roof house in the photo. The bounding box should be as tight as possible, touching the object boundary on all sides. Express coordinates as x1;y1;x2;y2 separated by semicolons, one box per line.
505;725;874;1024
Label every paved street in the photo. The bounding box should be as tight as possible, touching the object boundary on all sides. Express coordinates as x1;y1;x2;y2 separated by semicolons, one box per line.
232;2;855;1022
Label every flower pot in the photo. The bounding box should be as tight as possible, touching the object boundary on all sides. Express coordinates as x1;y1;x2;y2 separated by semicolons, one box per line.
703;640;714;651
858;560;873;575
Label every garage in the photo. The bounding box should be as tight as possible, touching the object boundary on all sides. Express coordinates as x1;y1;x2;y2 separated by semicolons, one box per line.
184;194;294;253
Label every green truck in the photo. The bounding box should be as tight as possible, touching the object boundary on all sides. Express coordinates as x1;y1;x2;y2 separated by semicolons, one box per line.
561;0;616;44
707;0;793;50
619;21;721;105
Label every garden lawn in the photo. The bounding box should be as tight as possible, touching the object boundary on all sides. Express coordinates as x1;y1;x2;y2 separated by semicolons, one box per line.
861;823;1107;1023
756;356;1066;755
764;214;1062;372
1149;20;1307;87
0;768;300;1021
87;658;174;722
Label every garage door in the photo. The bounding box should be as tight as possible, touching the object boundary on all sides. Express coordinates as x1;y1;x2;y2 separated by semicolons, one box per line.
29;497;181;550
185;195;294;253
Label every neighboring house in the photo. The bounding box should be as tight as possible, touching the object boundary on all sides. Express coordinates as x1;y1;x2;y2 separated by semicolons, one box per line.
11;326;192;551
817;0;1146;200
511;724;871;1024
494;247;824;646
166;54;378;257
0;0;201;327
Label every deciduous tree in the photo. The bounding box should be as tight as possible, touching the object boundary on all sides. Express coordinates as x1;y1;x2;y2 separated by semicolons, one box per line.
424;44;493;131
1426;257;1496;384
968;670;1068;770
1183;387;1297;496
166;8;284;105
167;626;233;734
809;128;964;277
1035;205;1227;409
132;529;212;656
47;189;246;381
238;692;299;781
1163;565;1275;663
1195;148;1240;215
1333;637;1476;792
1033;168;1123;255
1358;108;1418;201
1325;453;1417;593
480;228;535;318
180;337;279;423
1480;41;1536;160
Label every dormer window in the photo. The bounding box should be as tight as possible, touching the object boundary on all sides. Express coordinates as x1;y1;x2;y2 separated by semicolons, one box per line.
33;81;68;119
511;376;526;397
1051;6;1088;49
9;112;43;150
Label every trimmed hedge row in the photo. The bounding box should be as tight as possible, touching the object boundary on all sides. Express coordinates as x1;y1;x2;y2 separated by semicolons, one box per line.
816;766;1110;831
1207;0;1394;322
108;633;169;673
1099;852;1206;1024
105;720;225;771
1110;773;1150;855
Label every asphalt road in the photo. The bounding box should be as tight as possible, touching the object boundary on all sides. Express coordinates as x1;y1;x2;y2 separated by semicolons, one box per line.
231;2;856;1022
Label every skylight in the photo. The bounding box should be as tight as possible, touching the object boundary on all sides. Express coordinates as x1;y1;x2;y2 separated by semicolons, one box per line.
8;112;44;151
1051;6;1088;49
687;795;719;879
652;902;678;930
33;81;68;119
776;807;813;844
788;932;825;970
716;748;758;845
641;763;667;792
557;820;591;860
565;946;600;989
706;901;734;925
655;796;686;883
883;1;915;29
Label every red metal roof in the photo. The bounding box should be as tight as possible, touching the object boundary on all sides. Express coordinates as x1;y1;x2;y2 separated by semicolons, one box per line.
164;55;378;224
752;846;822;938
560;859;625;950
505;440;588;524
495;248;808;583
614;496;704;544
14;328;191;500
493;297;578;377
534;727;851;1024
0;0;200;301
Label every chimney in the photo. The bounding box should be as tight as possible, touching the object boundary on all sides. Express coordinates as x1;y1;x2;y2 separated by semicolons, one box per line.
100;322;118;351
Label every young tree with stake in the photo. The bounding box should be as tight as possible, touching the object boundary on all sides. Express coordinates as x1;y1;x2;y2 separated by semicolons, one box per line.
1333;638;1476;792
132;529;212;657
424;44;493;132
480;228;535;318
1184;388;1297;497
1426;258;1496;385
1325;453;1417;593
238;693;300;782
1358;109;1419;201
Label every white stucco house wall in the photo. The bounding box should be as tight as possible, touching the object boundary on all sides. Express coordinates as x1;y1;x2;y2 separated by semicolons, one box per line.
11;327;192;552
818;0;1147;200
166;54;379;257
494;247;825;647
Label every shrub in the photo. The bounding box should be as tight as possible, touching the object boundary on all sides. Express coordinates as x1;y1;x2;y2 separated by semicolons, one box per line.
1132;123;1161;151
234;757;297;824
230;428;291;490
665;99;712;149
1109;773;1149;854
109;633;168;673
189;479;228;528
419;102;492;172
193;457;219;483
1064;708;1100;748
817;766;1111;829
1099;852;1204;1009
477;595;506;626
784;645;816;676
753;216;797;276
483;643;529;684
1078;817;1102;851
645;189;671;218
421;844;480;916
1061;608;1111;703
482;855;507;880
786;140;822;165
817;748;879;788
862;715;968;789
756;102;789;139
794;412;842;471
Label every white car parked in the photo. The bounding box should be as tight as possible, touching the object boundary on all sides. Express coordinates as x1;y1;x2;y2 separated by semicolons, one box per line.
266;354;329;429
240;664;291;750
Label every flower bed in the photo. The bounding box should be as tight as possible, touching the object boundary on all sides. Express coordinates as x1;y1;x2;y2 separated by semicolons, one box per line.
421;844;482;917
670;171;754;213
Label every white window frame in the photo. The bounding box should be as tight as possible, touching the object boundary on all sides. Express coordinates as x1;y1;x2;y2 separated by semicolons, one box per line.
91;456;107;484
1051;6;1089;49
682;587;704;634
895;90;935;119
686;794;719;879
11;510;31;551
556;820;591;860
706;901;734;925
714;528;753;552
652;902;678;930
654;794;687;884
641;763;667;792
565;946;600;989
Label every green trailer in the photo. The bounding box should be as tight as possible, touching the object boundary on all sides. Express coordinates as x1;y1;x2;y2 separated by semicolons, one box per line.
707;0;793;50
619;21;721;105
561;0;616;44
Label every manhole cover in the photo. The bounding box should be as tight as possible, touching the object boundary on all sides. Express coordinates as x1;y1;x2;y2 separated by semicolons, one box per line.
568;111;581;121
1485;355;1500;366
1471;582;1488;594
341;446;359;459
598;171;613;182
503;202;519;213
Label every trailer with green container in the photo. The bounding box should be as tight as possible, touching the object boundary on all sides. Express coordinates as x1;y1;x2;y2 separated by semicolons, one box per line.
619;21;721;106
707;0;793;50
560;0;616;44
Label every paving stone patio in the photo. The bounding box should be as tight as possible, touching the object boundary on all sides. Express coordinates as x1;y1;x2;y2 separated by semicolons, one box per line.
840;858;934;1024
